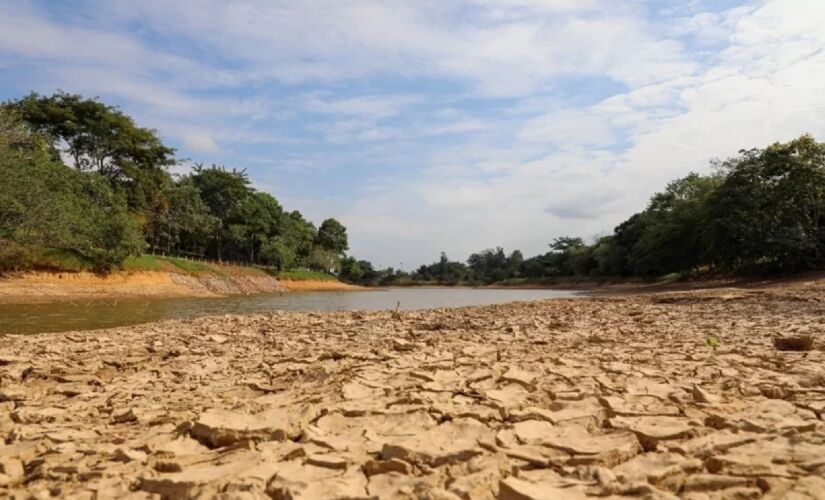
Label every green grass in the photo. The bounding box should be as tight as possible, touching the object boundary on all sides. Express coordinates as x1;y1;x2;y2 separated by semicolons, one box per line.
122;255;172;272
164;257;214;274
275;269;338;281
36;248;95;272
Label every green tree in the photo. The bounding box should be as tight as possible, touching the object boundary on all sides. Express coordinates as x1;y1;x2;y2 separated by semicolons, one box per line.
189;164;253;261
8;92;176;211
0;108;143;270
317;218;349;254
339;256;364;282
629;173;720;276
707;135;825;271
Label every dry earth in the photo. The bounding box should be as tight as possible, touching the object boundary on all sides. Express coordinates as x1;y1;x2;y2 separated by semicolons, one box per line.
0;271;286;304
277;279;366;292
1;280;824;499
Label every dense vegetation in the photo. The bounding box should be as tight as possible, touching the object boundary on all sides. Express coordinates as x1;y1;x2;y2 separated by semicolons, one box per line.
2;92;823;284
344;135;825;285
0;92;348;273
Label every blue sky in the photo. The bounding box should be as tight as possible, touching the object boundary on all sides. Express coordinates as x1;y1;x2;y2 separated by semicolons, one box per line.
2;0;824;268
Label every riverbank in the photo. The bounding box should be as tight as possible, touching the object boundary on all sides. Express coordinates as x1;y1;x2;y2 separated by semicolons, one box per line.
277;278;367;292
0;265;363;304
0;269;282;304
1;279;823;498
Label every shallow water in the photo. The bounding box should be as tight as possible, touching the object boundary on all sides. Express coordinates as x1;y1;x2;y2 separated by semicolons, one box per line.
0;287;583;335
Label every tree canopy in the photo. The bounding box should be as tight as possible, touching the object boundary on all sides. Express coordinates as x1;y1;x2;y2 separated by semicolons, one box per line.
0;92;348;274
344;135;825;285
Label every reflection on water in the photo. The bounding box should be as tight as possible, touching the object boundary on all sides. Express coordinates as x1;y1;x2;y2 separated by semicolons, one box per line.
0;287;583;335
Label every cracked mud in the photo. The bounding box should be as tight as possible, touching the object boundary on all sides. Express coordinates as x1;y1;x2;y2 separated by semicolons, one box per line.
1;281;824;499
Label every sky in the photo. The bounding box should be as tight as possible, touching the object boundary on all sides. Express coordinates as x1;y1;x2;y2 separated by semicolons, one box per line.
1;0;825;269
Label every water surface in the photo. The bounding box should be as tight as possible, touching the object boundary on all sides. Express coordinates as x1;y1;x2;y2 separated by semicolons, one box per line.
0;287;582;335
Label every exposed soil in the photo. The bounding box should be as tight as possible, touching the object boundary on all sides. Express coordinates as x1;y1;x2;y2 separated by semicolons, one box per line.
1;280;824;498
277;279;368;292
0;270;285;304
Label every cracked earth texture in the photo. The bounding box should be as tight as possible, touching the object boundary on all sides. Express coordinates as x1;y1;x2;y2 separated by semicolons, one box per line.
1;281;824;499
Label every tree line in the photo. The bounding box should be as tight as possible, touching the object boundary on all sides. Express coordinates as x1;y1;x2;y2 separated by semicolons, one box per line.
0;92;348;272
342;134;825;285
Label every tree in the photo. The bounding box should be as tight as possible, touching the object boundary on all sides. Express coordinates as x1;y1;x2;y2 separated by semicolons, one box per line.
508;250;524;278
308;247;340;273
706;135;825;271
317;218;349;254
278;211;317;268
8;92;176;212
0;108;144;270
629;173;720;276
339;256;364;282
189;164;252;261
468;247;509;283
259;237;297;271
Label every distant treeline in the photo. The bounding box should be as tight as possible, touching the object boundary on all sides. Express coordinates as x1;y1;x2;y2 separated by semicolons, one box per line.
0;92;348;272
343;134;825;285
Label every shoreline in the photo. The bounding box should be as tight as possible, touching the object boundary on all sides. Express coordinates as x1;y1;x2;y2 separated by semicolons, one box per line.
0;270;366;304
1;278;823;497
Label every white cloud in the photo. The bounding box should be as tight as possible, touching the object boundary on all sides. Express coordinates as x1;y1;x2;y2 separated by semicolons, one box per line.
181;130;220;155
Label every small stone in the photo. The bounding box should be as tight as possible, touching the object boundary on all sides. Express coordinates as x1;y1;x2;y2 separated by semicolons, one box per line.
691;384;718;405
774;335;813;351
363;458;412;476
392;338;416;351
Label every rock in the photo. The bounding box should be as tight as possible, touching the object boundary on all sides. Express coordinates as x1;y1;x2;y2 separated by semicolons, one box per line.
112;448;148;464
393;338;417;351
306;453;350;470
362;458;412;476
692;384;719;405
774;335;813;351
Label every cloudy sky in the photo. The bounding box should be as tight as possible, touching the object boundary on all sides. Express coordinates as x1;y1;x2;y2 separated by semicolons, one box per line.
2;0;824;268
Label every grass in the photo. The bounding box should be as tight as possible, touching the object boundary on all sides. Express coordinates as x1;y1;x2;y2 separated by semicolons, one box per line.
4;245;319;280
275;269;338;281
122;255;173;272
164;257;214;274
36;248;96;272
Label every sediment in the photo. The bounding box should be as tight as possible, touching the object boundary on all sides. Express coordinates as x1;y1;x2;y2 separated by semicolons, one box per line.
0;270;285;304
1;280;824;498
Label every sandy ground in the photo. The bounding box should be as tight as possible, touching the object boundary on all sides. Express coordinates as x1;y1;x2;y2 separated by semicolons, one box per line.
1;280;824;499
0;271;293;304
277;279;368;292
0;271;210;304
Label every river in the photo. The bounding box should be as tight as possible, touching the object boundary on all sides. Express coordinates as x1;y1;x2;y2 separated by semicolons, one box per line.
0;287;583;335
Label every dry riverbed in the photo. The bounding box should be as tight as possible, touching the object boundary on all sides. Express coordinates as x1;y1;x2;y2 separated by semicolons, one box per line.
1;280;824;499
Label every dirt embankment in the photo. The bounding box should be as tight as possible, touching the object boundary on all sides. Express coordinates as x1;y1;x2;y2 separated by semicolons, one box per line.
0;270;285;304
1;279;824;498
278;278;366;292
